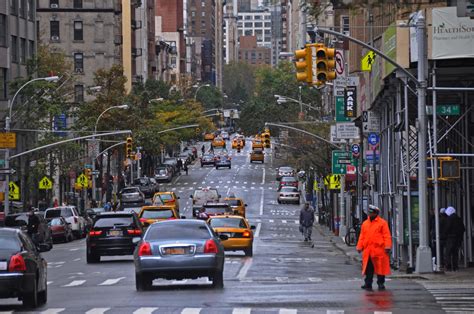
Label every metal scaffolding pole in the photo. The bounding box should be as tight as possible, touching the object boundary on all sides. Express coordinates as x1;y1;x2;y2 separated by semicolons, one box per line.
432;63;441;272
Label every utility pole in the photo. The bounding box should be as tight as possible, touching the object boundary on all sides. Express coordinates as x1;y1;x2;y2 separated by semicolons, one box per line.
414;13;432;273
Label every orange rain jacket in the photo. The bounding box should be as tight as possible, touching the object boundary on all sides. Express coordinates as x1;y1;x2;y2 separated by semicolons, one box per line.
356;216;392;276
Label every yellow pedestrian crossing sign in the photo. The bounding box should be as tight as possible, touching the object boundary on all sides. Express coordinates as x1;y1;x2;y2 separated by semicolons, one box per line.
361;51;376;71
76;174;89;189
329;174;342;190
39;176;53;190
9;182;20;200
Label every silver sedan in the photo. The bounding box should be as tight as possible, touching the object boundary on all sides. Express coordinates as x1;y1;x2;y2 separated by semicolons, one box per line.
133;220;227;290
277;186;301;204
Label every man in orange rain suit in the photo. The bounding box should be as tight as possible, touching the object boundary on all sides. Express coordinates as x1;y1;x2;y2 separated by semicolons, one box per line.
356;205;392;291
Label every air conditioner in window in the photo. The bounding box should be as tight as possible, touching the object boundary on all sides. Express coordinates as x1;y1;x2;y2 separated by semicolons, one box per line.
75;68;83;74
51;35;60;41
50;4;59;8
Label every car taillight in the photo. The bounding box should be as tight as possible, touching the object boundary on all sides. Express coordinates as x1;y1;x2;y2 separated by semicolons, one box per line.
140;218;147;223
74;217;78;223
89;230;102;236
242;231;251;238
138;242;152;256
9;254;26;272
204;239;218;254
127;229;142;236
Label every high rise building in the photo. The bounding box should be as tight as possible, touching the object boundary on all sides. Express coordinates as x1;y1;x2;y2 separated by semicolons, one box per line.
238;35;271;65
223;0;239;64
0;0;37;110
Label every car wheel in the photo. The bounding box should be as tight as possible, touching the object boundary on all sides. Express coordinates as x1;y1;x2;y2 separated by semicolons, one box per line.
212;270;224;289
23;279;38;308
277;200;281;204
37;280;47;305
229;166;231;169
86;251;100;264
200;163;203;167
215;166;219;169
244;247;253;257
135;272;152;291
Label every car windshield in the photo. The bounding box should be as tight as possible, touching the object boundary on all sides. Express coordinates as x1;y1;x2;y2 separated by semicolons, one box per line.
280;167;293;172
209;218;246;228
45;208;73;218
141;209;175;219
157;169;167;175
134;179;147;185
204;206;232;214
203;155;214;159
193;190;219;201
281;177;296;182
123;207;141;214
94;216;134;228
122;188;139;194
49;218;63;226
159;194;173;202
145;222;211;240
0;231;21;251
281;187;298;192
252;151;263;155
224;199;241;207
152;197;164;206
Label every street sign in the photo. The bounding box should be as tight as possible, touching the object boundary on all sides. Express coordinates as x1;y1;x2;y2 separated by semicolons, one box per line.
426;105;460;116
362;111;381;133
329;174;341;190
335;97;350;122
9;182;20;200
367;133;380;146
335;50;344;75
351;144;360;156
336;122;359;140
0;133;16;149
361;51;376;71
344;86;357;118
330;125;345;144
0;168;16;175
366;150;380;164
76;173;89;189
332;150;352;174
39;176;53;190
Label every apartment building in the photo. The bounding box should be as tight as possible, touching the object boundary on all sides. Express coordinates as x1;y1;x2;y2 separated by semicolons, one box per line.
238;35;271;66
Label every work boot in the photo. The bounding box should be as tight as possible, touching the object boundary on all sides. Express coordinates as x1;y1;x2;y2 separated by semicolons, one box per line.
378;284;386;291
361;284;373;291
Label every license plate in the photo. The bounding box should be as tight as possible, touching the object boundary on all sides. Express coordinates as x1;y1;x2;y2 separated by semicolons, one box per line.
165;248;185;255
108;230;122;237
0;261;6;271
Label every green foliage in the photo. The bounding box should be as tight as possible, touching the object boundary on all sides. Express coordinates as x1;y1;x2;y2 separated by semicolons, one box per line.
223;62;255;104
195;85;224;110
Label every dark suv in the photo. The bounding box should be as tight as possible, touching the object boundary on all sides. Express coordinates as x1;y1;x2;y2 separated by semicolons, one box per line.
86;211;143;263
5;213;53;250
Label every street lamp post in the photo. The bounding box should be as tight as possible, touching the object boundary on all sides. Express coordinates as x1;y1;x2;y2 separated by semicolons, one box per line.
274;95;320;112
4;76;59;216
194;84;211;100
92;105;129;204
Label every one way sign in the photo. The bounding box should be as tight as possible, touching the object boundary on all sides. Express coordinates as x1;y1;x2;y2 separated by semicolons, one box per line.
362;111;380;134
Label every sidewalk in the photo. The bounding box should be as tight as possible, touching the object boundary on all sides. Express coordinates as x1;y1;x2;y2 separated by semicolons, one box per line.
315;223;474;281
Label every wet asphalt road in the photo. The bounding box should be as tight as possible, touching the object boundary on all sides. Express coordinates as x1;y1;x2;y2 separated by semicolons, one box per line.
0;141;445;313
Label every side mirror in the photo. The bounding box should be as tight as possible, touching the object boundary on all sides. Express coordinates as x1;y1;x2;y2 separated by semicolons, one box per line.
38;243;51;252
132;237;141;245
219;234;229;241
250;225;256;230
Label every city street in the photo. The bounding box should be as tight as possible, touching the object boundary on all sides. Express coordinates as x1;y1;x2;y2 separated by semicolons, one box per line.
0;141;447;313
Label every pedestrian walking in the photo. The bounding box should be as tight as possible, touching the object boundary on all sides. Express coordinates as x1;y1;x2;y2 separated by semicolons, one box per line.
176;158;183;174
299;203;315;242
27;209;40;245
201;145;205;156
183;161;189;175
356;205;392;291
444;206;465;271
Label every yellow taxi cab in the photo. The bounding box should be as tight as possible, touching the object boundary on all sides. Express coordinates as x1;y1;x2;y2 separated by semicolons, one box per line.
250;150;264;163
223;196;247;217
204;133;215;141
207;215;255;256
212;136;225;148
232;138;243;149
252;139;263;150
152;191;180;214
138;205;178;228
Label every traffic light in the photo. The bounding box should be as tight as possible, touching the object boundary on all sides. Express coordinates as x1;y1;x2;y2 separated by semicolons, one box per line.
315;44;337;84
195;127;201;135
294;46;312;84
126;137;133;158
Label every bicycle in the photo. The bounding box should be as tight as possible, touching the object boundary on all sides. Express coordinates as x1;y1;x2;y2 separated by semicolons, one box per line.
345;219;361;247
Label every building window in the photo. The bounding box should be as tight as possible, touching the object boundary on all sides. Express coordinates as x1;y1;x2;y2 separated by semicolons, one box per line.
201;11;205;17
74;21;83;41
191;11;195;17
50;0;59;8
254;22;262;27
0;15;6;47
74;53;83;73
28;40;34;58
73;0;83;8
74;84;84;102
20;38;26;64
201;1;205;7
19;0;26;18
28;0;34;20
245;16;251;20
255;15;261;20
0;68;6;100
10;0;17;15
11;36;18;63
50;20;60;40
244;22;252;28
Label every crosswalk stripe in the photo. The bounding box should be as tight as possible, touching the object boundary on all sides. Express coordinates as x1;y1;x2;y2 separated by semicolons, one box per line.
63;280;86;287
85;308;110;314
279;310;297;314
181;309;201;314
99;277;125;286
41;309;65;314
0;311;13;314
327;311;344;314
232;308;251;314
133;308;158;314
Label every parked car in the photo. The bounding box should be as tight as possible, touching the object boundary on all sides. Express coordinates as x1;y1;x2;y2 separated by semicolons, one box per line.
163;158;179;174
44;206;86;239
133;177;155;198
154;167;173;183
5;213;53;250
200;154;216;167
86;211;143;263
279;176;299;189
190;188;221;217
134;220;227;290
119;187;145;206
48;217;74;243
215;154;231;169
0;228;49;308
277;186;301;204
277;166;295;181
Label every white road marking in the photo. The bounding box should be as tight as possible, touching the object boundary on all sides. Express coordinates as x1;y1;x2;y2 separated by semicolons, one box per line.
210;181;214;184
69;248;80;251
237;258;253;280
63;280;86;287
282;220;287;224
99;277;125;286
269;219;274;223
276;277;289;282
73;258;81;261
243;181;247;184
235;181;240;184
327;311;345;314
85;308;110;314
259;189;264;216
309;277;322;282
374;312;392;314
254;222;262;238
279;310;297;314
172;279;188;284
133;308;158;314
41;309;65;314
227;181;231;183
193;182;197;185
47;281;53;285
294;220;299;224
232;309;251;314
0;311;13;314
181;309;201;314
